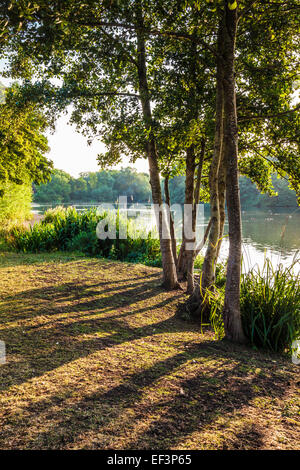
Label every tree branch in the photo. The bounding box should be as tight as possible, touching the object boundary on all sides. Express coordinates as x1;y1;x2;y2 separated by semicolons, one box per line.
238;104;300;122
75;20;218;57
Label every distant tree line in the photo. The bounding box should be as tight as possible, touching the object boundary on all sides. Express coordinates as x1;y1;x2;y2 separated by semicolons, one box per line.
34;167;298;211
33;167;152;204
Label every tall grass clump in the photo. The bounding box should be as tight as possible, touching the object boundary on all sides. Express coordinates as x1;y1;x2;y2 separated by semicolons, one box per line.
240;257;300;353
0;181;33;250
10;206;101;253
9;206;162;267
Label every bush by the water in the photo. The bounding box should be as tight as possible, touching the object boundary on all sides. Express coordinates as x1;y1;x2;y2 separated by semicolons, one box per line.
240;258;300;353
9;206;162;267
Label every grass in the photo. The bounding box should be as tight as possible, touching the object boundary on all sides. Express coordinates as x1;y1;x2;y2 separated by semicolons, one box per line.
0;251;299;450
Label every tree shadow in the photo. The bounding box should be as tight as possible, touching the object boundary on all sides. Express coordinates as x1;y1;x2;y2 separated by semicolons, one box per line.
1;340;292;449
0;256;297;449
0;271;186;392
0;273;162;324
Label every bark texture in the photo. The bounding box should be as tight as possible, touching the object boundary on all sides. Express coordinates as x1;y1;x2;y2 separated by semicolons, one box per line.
164;175;177;265
221;4;246;343
216;146;226;261
135;10;179;290
177;145;196;284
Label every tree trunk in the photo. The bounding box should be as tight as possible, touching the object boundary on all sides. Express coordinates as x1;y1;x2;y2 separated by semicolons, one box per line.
186;138;206;294
135;12;179;290
194;217;212;258
188;23;225;316
164;175;177;265
222;2;246;343
177;145;196;284
216;145;226;261
193;138;206;214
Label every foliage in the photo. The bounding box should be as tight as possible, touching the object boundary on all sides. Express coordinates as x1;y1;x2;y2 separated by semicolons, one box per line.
239;175;298;210
0;179;32;225
189;256;300;352
240;258;300;353
3;2;299;198
34;167;152;203
34;167;298;210
9;206;162;267
0;83;52;194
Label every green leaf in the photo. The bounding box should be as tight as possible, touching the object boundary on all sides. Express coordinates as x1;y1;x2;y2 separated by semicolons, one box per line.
228;1;237;10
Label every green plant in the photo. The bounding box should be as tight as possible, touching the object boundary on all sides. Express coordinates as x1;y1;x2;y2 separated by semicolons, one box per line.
42;205;69;225
9;207;103;253
8;207;164;267
66;230;99;256
0;180;32;226
240;257;300;353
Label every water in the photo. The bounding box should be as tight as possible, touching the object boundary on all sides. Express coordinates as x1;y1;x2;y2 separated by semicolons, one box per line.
32;202;300;273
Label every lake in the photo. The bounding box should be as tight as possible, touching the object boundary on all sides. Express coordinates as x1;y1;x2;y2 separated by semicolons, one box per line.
32;202;300;274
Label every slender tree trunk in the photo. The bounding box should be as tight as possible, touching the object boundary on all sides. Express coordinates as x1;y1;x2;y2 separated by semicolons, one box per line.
186;138;206;294
135;12;179;290
177;39;201;291
177;145;196;283
164;175;177;265
194;217;212;258
222;2;246;343
198;24;225;299
193;138;206;213
216;145;226;261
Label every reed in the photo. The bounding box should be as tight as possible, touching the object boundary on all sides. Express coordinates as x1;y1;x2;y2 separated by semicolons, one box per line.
240;256;300;353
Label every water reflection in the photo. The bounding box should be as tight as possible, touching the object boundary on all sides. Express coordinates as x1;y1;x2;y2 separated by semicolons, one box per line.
240;211;300;253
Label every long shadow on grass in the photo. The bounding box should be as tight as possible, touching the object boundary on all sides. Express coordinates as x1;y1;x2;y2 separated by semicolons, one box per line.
2;341;291;450
0;272;185;392
0;274;162;324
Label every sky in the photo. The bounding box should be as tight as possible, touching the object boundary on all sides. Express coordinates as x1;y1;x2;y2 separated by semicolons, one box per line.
45;113;149;177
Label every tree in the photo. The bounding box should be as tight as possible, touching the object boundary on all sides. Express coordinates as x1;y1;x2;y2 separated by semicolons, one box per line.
2;0;183;288
0;84;52;196
2;0;299;341
34;169;72;203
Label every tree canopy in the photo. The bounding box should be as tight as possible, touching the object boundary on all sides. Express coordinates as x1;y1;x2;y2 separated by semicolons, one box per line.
0;83;52;195
1;0;299;341
34;167;152;203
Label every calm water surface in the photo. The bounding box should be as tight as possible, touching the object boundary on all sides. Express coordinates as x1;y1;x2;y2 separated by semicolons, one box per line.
32;202;300;273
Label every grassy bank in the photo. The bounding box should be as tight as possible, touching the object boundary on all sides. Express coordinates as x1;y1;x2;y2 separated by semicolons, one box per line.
0;252;299;450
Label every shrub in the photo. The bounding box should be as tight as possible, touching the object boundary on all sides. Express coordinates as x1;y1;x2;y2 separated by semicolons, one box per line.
10;207;103;253
42;206;69;225
10;223;57;252
8;206;163;266
240;258;300;353
67;230;100;256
